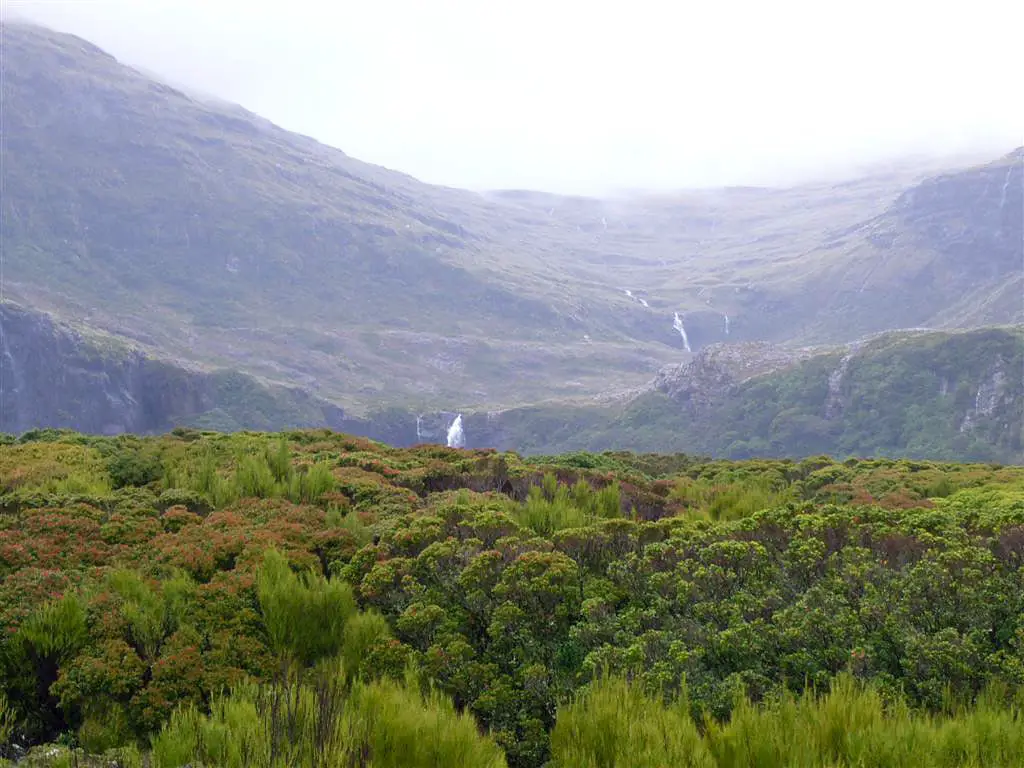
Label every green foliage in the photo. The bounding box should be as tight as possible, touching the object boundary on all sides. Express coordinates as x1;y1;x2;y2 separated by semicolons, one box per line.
151;669;507;768
341;610;392;679
702;673;1024;767
3;428;1024;767
168;441;336;509
104;569;195;661
256;549;356;665
672;475;790;521
105;445;164;489
552;673;1024;767
550;675;713;767
0;691;15;749
513;474;622;535
16;593;88;664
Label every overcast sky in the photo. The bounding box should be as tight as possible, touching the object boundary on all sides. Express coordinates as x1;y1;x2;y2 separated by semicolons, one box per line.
6;0;1023;194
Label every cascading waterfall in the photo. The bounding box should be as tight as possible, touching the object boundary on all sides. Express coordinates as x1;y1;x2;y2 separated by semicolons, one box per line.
672;312;692;353
623;288;650;308
723;313;730;335
415;414;425;442
446;413;465;448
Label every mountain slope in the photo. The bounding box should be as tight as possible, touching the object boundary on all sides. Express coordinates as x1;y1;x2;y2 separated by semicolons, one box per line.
0;21;668;408
473;326;1024;463
764;148;1024;343
1;20;1020;423
0;301;347;435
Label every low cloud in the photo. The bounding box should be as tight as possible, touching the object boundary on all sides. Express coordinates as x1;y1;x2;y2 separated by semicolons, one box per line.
6;0;1023;194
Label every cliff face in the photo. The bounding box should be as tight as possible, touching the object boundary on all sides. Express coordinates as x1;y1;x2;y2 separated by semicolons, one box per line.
0;303;350;436
652;342;820;411
2;303;197;434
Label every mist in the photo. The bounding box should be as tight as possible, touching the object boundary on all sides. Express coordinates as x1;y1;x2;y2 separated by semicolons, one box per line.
6;0;1023;195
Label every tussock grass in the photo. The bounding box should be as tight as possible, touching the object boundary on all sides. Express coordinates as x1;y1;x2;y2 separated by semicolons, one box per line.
513;473;622;536
552;673;1024;768
151;668;507;768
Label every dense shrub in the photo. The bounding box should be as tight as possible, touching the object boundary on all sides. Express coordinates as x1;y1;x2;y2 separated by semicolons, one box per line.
2;429;1023;766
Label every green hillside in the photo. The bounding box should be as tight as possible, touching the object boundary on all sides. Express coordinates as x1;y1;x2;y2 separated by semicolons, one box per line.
473;326;1024;462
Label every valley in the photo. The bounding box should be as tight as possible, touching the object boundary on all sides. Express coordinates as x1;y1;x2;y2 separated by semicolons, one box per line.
1;21;1020;436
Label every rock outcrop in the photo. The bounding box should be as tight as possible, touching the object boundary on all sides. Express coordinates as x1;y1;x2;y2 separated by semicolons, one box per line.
0;302;347;436
652;341;820;412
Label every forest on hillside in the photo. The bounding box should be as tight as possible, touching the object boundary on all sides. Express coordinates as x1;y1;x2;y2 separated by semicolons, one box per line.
1;428;1023;766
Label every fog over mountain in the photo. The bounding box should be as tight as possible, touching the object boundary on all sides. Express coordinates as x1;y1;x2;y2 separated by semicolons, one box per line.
6;0;1022;194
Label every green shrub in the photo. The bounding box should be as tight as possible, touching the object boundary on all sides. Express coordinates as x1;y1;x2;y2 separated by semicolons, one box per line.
256;549;356;665
106;449;164;489
0;691;15;748
550;675;712;767
341;610;392;679
151;671;507;768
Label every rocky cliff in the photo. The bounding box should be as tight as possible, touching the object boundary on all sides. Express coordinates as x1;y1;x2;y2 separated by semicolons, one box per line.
0;302;350;436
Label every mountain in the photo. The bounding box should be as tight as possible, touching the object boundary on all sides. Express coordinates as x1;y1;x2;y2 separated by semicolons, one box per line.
1;20;1021;460
756;148;1024;343
0;21;670;410
0;301;344;435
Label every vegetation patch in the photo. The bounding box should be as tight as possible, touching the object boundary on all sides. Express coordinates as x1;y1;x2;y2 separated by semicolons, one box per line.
1;429;1023;766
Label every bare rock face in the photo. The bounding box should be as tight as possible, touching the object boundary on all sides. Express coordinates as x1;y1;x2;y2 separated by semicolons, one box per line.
653;341;818;412
960;361;1013;433
0;302;347;436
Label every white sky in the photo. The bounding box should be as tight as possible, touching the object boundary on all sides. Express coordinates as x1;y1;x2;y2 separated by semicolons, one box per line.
6;0;1024;194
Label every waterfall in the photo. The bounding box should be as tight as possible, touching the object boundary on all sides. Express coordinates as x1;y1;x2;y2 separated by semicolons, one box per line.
672;312;692;353
446;414;465;448
723;313;730;335
624;289;650;308
824;353;855;419
415;414;425;442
